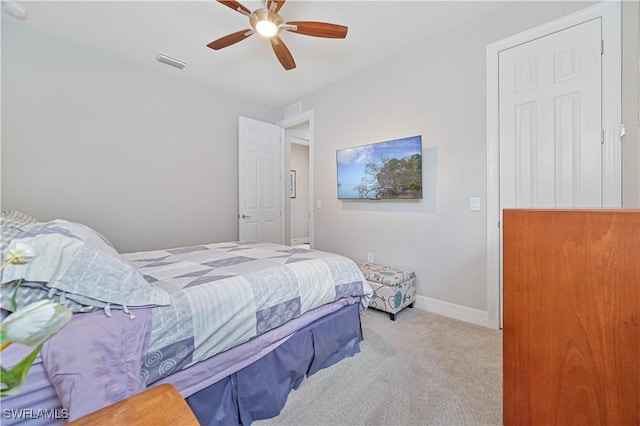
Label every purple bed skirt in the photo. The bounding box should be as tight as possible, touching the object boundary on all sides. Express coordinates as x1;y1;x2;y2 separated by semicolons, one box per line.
0;302;363;425
187;302;363;425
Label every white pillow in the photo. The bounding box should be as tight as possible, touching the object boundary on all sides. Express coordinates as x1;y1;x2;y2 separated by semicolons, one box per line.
1;220;170;310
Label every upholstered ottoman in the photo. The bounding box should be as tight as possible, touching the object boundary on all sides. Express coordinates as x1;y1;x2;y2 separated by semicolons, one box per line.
356;262;416;321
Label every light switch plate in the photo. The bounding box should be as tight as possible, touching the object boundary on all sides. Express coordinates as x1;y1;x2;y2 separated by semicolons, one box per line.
470;197;481;211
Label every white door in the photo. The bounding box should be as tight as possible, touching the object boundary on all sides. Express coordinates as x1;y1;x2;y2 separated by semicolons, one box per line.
499;18;602;210
487;2;622;329
497;18;604;327
238;116;283;243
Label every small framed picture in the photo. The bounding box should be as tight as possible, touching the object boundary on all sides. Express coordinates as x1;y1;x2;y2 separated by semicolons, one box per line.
290;170;296;198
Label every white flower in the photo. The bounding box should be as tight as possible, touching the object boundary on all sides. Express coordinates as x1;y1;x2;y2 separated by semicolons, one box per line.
1;300;72;347
6;243;36;265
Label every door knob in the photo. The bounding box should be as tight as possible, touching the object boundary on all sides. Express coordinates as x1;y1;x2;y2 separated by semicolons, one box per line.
241;214;251;219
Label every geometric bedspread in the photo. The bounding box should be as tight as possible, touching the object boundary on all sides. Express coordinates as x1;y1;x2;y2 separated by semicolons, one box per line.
124;241;372;385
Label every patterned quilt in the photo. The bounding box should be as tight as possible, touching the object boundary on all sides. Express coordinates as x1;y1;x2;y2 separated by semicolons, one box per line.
124;241;372;385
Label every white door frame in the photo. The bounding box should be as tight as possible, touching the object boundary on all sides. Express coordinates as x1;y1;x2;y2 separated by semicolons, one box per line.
277;110;315;247
486;1;622;329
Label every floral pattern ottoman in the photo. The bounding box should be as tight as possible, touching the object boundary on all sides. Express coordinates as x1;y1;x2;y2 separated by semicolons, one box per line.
356;261;416;321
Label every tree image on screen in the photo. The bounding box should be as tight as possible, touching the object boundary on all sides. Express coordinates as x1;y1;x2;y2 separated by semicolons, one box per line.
356;154;422;199
337;135;423;200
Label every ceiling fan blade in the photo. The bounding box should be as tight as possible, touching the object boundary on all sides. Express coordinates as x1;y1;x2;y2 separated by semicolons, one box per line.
286;21;348;39
217;0;251;15
267;0;285;13
270;36;296;70
207;29;253;50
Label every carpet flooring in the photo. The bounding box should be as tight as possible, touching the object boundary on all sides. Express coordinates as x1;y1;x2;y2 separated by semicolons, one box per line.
255;307;503;426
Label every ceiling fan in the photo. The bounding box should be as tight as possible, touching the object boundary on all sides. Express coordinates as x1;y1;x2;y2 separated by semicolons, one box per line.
207;0;348;70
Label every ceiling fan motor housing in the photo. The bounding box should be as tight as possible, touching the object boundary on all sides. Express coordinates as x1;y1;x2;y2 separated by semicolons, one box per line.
250;9;283;37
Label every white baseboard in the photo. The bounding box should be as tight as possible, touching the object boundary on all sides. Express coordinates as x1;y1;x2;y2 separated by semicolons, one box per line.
415;295;489;328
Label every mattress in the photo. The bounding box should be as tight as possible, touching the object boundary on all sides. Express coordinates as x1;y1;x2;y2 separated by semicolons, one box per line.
123;241;371;385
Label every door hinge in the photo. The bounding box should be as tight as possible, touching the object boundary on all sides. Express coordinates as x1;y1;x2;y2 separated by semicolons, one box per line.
620;124;626;139
601;130;605;144
601;40;604;55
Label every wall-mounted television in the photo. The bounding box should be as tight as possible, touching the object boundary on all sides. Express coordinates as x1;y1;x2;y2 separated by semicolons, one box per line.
337;135;422;200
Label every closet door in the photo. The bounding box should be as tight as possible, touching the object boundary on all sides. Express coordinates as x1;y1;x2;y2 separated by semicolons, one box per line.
499;19;603;210
503;209;639;425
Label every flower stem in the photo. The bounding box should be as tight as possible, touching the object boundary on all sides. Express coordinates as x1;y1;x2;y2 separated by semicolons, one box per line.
0;256;18;271
0;341;12;352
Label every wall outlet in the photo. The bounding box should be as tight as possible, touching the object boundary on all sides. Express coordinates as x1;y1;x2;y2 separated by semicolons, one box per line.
367;252;375;263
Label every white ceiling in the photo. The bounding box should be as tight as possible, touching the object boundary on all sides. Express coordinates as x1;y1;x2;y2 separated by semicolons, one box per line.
2;1;513;107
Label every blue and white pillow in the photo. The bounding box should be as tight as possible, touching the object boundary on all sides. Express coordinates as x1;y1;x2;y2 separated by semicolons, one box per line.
1;219;170;312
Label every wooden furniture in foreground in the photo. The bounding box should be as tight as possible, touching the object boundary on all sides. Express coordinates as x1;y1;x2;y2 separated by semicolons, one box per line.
67;384;198;426
503;209;639;425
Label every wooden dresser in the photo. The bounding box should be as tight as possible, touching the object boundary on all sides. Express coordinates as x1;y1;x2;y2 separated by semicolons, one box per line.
67;384;198;426
503;209;639;425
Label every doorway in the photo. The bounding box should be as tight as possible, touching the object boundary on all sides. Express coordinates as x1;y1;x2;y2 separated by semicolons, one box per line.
486;2;621;329
289;137;310;246
237;111;314;246
278;111;314;247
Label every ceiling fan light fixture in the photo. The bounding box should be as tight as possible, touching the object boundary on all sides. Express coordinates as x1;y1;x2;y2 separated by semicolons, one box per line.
255;19;278;37
249;9;282;38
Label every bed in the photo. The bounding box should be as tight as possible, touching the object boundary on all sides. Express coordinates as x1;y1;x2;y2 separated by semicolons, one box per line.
0;211;372;425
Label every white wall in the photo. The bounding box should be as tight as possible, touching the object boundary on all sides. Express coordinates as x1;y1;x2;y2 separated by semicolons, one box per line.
293;1;620;313
1;20;276;252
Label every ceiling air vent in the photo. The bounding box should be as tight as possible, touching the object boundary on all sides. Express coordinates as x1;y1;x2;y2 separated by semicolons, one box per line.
284;102;302;119
156;54;187;70
3;1;28;19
